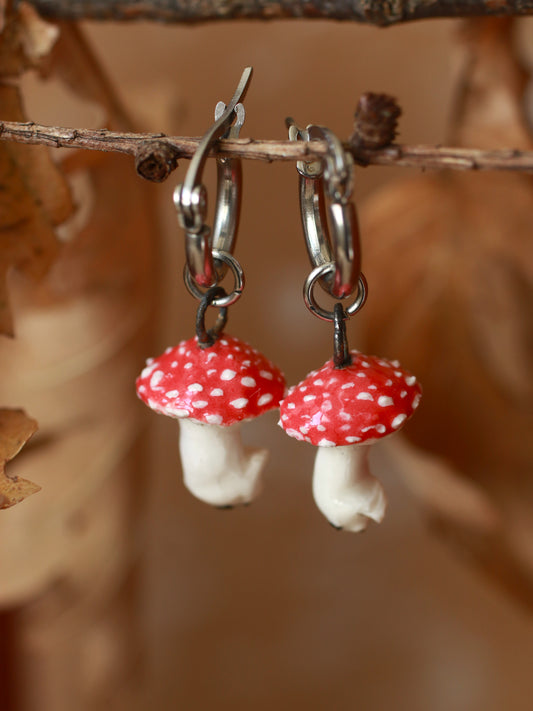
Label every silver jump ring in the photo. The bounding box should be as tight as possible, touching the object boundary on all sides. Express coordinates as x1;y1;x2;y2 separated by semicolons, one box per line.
304;263;368;322
184;250;245;308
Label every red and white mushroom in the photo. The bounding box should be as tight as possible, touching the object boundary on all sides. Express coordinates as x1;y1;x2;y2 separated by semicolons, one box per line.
136;334;286;507
279;351;421;532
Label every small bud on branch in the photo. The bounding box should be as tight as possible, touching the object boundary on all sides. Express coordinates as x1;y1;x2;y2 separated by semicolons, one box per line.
351;93;402;150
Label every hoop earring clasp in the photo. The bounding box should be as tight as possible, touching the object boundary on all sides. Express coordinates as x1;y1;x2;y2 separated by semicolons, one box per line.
288;120;361;301
174;67;253;290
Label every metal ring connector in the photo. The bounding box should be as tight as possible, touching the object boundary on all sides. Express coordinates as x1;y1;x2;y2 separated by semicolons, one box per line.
196;286;228;349
184;250;245;308
289;121;361;300
174;68;252;289
304;263;368;322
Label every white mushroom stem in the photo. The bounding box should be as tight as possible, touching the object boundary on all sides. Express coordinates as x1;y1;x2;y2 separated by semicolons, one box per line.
312;443;387;532
178;418;268;507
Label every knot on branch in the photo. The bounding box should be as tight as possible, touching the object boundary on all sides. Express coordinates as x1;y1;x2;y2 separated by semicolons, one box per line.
135;139;179;182
350;93;402;151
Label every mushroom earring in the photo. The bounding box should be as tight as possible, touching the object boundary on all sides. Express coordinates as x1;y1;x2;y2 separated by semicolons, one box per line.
136;69;286;507
280;124;421;532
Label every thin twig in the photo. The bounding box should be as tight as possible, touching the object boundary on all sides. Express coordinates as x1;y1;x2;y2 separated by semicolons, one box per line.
1;120;533;179
23;0;533;27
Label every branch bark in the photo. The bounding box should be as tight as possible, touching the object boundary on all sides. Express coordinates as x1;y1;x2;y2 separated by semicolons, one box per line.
22;0;533;27
1;119;533;180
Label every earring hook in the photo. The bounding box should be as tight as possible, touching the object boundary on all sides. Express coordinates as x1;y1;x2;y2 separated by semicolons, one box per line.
174;67;253;289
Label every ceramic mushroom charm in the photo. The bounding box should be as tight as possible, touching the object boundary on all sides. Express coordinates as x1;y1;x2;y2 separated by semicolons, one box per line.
279;352;421;532
136;334;285;507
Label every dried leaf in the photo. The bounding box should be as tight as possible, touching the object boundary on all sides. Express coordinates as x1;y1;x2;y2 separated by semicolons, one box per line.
359;19;533;606
48;22;132;130
17;2;60;64
0;83;73;334
0;1;58;77
0;408;39;508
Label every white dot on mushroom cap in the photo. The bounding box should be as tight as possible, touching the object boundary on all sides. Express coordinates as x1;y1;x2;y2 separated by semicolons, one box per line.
361;361;370;368
140;364;155;379
287;403;296;410
258;393;273;406
368;384;377;390
171;361;178;368
205;414;223;425
391;414;407;428
356;372;366;378
392;360;400;367
166;389;179;398
405;375;417;386
378;396;394;407
303;394;316;402
318;438;336;447
221;369;236;381
168;408;189;417
178;347;186;354
138;385;146;393
386;379;393;386
207;352;217;362
286;428;303;439
314;379;324;386
376;424;387;434
150;370;165;388
146;357;154;365
187;383;203;393
341;382;355;389
317;425;326;432
413;394;421;408
357;392;374;401
210;388;224;396
241;377;256;387
340;424;351;431
322;401;333;412
184;362;193;369
231;398;249;409
400;390;407;398
192;400;208;408
394;371;402;377
346;436;361;443
340;412;351;421
243;360;251;367
207;369;216;376
300;386;307;392
221;339;228;345
299;426;309;434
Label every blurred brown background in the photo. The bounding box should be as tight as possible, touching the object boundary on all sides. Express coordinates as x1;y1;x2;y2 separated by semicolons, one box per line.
2;13;533;711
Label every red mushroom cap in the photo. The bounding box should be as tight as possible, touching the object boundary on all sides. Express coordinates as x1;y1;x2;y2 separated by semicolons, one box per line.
279;351;421;447
136;334;286;426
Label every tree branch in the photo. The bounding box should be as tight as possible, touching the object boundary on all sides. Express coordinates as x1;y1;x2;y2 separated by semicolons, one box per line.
23;0;533;27
1;119;533;180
